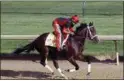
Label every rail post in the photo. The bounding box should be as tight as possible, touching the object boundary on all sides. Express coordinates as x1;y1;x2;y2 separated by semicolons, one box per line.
82;1;86;17
114;40;119;65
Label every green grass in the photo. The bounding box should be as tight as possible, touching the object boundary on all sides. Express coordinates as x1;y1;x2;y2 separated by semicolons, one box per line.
1;14;123;35
1;1;123;56
1;40;29;53
1;1;123;15
84;40;123;56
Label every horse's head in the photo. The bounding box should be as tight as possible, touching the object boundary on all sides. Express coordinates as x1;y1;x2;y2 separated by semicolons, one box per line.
75;22;99;43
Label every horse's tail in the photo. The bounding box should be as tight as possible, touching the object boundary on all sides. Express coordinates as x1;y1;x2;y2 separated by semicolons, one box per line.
11;41;35;55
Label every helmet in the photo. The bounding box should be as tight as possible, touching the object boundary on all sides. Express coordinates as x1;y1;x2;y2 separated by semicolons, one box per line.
71;15;79;24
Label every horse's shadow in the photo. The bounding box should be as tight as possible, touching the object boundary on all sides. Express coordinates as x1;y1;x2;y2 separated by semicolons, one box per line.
1;70;54;80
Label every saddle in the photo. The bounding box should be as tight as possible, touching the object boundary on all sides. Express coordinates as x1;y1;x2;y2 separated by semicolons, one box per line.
45;32;69;49
45;33;56;47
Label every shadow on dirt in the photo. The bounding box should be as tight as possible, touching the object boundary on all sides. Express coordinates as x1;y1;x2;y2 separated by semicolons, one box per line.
1;70;54;80
1;53;123;62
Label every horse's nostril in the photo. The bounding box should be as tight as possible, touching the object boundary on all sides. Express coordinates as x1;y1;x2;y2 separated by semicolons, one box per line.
92;37;99;43
96;38;100;43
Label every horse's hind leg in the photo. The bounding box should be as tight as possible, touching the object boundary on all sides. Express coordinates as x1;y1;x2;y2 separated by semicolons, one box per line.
67;57;79;72
39;47;54;74
40;55;54;73
50;50;68;79
52;59;68;79
44;58;54;74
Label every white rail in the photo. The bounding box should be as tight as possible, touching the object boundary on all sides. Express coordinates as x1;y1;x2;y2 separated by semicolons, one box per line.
1;35;123;40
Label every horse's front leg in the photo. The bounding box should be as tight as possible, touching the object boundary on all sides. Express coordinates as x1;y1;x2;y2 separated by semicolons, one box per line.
85;56;91;76
78;54;91;76
66;57;79;72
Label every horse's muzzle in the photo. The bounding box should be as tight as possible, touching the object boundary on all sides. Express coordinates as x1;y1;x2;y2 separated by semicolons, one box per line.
92;36;99;43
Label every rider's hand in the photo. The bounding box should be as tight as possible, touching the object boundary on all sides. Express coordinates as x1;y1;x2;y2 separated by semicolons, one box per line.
70;32;75;35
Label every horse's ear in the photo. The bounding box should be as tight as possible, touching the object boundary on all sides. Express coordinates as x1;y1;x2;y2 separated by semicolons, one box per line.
89;22;92;26
89;22;93;26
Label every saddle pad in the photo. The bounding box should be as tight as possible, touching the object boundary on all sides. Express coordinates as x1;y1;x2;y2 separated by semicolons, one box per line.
45;33;56;47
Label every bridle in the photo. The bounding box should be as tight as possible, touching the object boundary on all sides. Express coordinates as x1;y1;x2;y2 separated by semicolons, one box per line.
86;25;98;39
74;24;98;40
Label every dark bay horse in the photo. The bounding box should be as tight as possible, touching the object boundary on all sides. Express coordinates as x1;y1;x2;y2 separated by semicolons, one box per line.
12;22;99;79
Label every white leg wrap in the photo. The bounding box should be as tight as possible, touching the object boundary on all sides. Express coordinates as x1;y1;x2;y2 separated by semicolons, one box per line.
57;68;62;73
44;58;54;73
88;64;91;73
45;58;48;64
57;68;68;79
69;68;76;72
45;65;54;73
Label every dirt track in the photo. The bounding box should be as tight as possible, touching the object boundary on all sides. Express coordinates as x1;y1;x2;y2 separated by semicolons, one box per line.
1;60;123;80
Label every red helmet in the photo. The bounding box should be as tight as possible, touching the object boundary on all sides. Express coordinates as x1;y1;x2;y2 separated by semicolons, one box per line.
71;15;79;24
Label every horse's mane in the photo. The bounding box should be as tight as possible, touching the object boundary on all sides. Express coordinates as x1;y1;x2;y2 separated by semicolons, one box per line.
74;22;94;36
75;23;87;32
75;22;94;32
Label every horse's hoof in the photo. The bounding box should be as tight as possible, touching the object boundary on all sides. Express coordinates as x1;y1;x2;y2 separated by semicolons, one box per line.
65;69;70;72
86;72;91;79
64;76;68;80
65;69;76;72
52;72;54;75
50;72;54;75
87;72;91;76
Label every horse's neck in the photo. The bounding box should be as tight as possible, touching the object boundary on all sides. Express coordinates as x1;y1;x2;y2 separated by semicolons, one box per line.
68;35;85;53
74;35;85;43
70;35;86;47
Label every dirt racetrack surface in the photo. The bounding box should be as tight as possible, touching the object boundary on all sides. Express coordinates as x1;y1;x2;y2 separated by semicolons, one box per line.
1;60;123;80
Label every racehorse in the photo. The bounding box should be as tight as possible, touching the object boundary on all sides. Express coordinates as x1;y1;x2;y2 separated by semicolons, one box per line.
12;22;99;79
